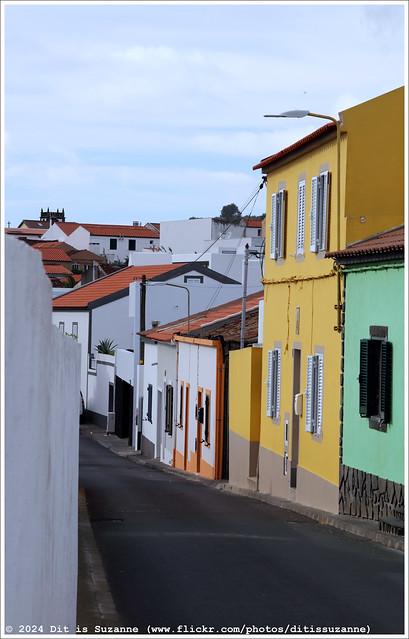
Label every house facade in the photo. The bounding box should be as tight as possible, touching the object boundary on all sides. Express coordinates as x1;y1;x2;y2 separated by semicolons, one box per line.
329;226;404;523
141;293;262;478
228;87;404;514
42;222;160;262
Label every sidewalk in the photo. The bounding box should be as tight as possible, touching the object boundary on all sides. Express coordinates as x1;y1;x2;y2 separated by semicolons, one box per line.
81;422;404;553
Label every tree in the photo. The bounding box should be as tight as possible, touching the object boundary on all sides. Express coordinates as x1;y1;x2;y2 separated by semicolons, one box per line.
218;203;241;224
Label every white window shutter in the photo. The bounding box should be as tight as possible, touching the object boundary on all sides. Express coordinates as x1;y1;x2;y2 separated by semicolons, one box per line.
310;176;318;252
316;353;324;434
305;355;314;431
275;348;281;420
319;172;330;251
296;181;305;255
270;194;277;259
278;190;286;259
266;350;273;416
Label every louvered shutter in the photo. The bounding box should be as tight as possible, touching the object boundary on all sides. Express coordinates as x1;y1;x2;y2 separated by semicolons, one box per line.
380;341;393;424
275;348;281;420
319;171;331;251
270;194;277;259
359;339;370;417
271;350;278;418
310;176;318;252
266;350;273;416
296;180;305;255
316;354;324;434
305;355;314;431
278;190;286;259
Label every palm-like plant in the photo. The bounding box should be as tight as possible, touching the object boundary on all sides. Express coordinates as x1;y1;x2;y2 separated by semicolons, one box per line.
96;338;117;355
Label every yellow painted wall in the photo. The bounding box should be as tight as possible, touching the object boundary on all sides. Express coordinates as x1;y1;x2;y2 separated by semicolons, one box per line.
341;86;404;244
229;346;262;443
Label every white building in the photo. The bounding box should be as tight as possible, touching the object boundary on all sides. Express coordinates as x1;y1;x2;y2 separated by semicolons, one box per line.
5;238;80;632
159;217;263;255
42;221;160;263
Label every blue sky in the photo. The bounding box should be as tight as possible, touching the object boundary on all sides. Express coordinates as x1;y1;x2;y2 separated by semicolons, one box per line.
4;2;405;227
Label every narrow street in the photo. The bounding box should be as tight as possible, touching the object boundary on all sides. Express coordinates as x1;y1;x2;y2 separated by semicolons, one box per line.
79;434;404;635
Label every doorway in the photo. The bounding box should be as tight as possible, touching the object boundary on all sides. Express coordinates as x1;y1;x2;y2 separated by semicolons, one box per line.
184;384;190;470
196;389;203;473
156;390;162;459
290;348;301;489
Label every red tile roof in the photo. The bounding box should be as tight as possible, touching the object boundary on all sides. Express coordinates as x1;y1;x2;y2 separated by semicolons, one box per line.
18;220;49;229
33;246;73;263
327;225;404;261
253;122;336;171
55;222;159;238
143;291;264;343
53;263;184;310
44;264;72;275
244;219;263;228
6;228;45;236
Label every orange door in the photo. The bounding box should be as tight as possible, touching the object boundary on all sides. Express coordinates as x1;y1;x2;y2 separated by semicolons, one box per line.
196;390;203;473
183;385;190;470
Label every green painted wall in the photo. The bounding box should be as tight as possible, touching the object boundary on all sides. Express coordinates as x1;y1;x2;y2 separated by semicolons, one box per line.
342;263;404;484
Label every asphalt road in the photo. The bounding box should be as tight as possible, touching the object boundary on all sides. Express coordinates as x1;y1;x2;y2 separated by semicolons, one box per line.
79;434;404;635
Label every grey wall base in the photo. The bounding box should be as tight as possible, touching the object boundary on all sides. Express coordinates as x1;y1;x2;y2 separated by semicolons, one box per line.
85;410;107;429
141;434;155;459
339;464;404;521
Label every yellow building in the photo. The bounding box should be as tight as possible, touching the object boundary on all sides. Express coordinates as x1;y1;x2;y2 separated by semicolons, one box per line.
228;87;404;513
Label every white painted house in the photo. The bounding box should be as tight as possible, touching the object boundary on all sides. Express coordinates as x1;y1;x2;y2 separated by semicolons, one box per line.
5;238;80;632
42;221;160;263
141;291;263;475
159;217;263;255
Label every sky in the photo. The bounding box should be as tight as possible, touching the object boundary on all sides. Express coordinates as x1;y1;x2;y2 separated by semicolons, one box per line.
3;1;406;227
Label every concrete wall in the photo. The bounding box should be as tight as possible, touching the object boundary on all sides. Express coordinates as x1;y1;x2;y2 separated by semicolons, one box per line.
5;238;81;632
87;354;115;421
342;264;404;484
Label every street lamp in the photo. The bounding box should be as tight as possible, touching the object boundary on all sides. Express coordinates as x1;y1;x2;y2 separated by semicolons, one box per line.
264;109;342;331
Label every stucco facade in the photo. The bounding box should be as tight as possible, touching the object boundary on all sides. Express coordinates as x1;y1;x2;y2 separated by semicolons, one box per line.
229;87;404;514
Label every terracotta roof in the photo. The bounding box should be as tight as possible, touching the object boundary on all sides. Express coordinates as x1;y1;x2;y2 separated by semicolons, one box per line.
43;264;72;275
55;222;159;238
52;263;185;310
6;227;45;236
243;219;263;228
253;122;336;171
142;291;263;343
33;246;72;263
18;220;49;229
192;306;260;343
327;225;404;262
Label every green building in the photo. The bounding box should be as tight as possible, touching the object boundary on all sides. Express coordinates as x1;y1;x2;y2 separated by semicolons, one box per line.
329;226;404;525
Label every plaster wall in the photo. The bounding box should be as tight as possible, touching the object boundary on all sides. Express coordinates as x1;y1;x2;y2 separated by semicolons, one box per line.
87;354;115;418
89;235;159;263
91;296;134;355
52;310;89;401
5;239;80;631
116;348;134;385
342;265;404;483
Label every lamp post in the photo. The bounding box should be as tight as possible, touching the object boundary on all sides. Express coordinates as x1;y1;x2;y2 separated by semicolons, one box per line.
264;109;342;330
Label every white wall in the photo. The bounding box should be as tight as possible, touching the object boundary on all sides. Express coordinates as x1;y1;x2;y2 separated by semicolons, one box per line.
87;354;115;418
89;235;159;263
66;225;91;250
129;252;172;266
5;238;80;632
52;310;89;403
176;342;217;471
116;348;134;385
91;296;134;355
41;224;69;242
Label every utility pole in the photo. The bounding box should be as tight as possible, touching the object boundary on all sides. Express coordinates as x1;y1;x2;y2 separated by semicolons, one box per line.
139;274;146;364
240;244;250;349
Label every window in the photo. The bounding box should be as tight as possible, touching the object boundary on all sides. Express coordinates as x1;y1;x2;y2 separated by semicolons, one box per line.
257;229;262;237
310;172;331;252
266;348;281;420
204;392;211;445
359;332;392;432
147;384;153;423
110;238;117;250
72;322;78;340
59;321;65;333
296;180;306;256
270;189;286;260
165;384;174;435
306;353;324;435
184;275;204;284
129;239;136;251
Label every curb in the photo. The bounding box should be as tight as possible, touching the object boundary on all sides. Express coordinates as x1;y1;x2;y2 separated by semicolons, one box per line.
220;484;405;552
83;427;404;553
77;488;118;628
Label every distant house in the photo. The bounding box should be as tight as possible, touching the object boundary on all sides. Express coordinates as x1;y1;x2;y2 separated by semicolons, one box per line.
328;226;404;528
141;291;263;477
42;222;160;263
5;227;46;241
